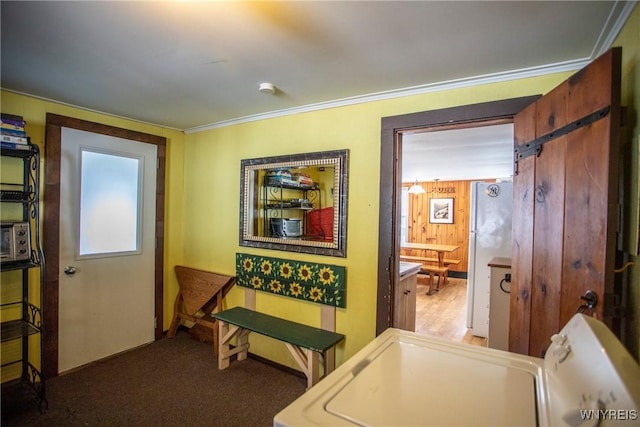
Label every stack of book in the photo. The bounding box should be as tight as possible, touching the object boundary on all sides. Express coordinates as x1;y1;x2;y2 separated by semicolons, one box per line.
1;113;30;146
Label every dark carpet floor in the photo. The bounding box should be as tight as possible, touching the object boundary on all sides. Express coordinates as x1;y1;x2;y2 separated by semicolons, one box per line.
2;330;307;426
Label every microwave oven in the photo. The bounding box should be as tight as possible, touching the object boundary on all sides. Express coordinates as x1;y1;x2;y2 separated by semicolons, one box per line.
270;218;302;238
0;222;31;264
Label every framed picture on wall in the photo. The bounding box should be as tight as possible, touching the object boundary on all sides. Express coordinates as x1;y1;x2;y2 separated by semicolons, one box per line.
429;198;454;224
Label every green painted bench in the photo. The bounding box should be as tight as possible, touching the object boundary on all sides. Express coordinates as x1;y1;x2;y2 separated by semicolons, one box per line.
211;307;345;389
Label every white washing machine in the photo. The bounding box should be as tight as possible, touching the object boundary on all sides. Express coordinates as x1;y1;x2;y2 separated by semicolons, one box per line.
275;314;639;426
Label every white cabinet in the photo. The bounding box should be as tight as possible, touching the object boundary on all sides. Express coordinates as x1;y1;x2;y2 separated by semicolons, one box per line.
488;257;511;351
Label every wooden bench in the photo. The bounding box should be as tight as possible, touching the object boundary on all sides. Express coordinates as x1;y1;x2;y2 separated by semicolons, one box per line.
400;255;460;266
421;265;450;295
211;307;345;389
400;255;458;294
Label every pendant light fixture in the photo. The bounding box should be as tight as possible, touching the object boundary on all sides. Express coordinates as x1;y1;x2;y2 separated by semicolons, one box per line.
408;179;425;194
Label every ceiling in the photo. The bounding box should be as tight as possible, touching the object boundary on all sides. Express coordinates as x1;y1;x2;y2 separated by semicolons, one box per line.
0;1;635;180
402;123;514;183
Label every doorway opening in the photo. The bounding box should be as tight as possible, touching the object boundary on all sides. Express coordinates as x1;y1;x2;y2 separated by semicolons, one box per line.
401;122;514;345
376;95;540;338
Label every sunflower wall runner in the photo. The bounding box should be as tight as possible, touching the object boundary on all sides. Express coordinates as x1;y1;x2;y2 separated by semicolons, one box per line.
236;253;346;308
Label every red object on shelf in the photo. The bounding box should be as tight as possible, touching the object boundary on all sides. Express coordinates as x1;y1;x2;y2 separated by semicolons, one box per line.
307;207;334;242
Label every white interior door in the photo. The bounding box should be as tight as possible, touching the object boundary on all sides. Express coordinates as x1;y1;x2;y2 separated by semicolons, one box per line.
58;127;157;373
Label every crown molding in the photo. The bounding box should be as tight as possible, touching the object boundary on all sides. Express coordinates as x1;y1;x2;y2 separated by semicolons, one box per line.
185;59;589;134
0;87;182;132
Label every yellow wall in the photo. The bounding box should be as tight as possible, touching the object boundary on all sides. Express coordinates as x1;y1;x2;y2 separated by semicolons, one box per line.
615;3;640;360
1;4;638;371
181;73;578;369
0;91;187;327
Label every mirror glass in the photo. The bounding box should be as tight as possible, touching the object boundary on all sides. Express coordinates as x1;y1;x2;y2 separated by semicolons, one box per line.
240;150;348;257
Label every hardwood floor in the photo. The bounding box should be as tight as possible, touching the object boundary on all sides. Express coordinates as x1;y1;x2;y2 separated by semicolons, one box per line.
414;275;487;347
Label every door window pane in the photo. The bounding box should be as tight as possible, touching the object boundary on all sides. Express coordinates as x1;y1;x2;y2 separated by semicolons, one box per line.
79;150;141;256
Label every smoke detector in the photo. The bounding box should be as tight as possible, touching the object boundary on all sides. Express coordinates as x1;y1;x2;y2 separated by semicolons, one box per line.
259;82;276;94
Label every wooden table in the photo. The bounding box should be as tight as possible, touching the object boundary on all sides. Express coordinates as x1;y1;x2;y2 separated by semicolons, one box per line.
401;243;460;294
166;266;236;357
401;242;460;268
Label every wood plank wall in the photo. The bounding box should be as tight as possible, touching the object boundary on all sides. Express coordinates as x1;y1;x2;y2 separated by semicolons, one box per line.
402;179;496;274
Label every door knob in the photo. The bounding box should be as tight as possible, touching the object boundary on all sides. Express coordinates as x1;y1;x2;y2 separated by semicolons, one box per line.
64;266;77;276
577;290;598;313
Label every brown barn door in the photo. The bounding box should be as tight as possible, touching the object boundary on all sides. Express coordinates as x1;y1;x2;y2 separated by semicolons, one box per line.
510;48;621;357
